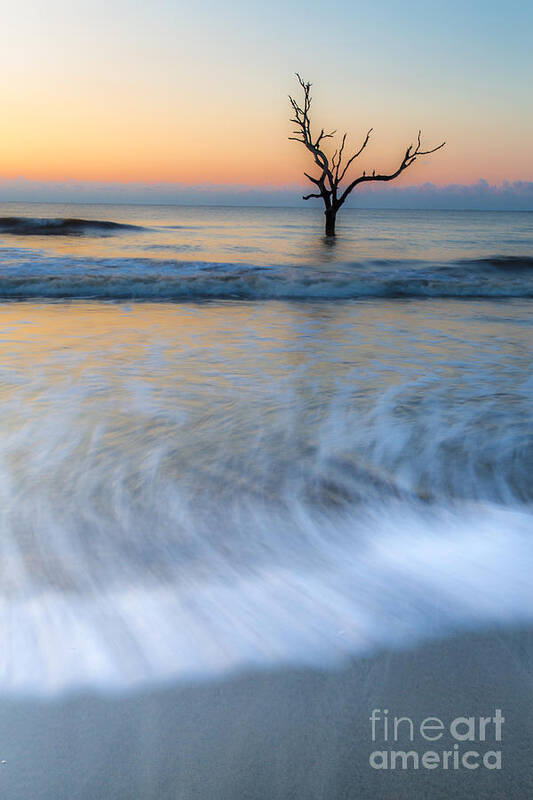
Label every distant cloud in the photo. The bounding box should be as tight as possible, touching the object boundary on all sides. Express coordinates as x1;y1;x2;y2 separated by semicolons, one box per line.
0;177;532;210
348;179;533;210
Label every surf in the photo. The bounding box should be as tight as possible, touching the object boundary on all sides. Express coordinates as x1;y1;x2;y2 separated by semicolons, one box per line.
0;217;144;236
0;255;532;299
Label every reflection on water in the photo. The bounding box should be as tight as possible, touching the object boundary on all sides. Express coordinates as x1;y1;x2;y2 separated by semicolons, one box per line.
0;202;532;266
0;298;532;692
0;203;532;301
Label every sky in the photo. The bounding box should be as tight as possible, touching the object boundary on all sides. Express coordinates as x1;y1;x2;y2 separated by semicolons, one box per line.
1;0;532;207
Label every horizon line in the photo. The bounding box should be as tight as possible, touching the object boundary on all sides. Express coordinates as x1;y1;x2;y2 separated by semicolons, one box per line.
1;177;532;212
0;198;532;214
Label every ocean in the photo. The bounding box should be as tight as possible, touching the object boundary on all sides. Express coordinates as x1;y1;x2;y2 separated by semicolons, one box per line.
0;203;532;299
0;201;532;694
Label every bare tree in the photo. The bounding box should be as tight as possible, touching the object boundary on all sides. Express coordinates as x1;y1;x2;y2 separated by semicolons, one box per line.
289;75;445;236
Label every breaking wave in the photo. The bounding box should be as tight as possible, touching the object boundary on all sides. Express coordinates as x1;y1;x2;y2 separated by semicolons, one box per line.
461;255;533;271
0;254;532;300
0;216;144;236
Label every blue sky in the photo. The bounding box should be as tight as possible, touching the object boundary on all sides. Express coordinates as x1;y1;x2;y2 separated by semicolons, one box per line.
1;0;532;207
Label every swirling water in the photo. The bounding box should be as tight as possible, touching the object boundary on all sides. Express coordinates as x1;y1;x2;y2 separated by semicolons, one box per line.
0;203;532;693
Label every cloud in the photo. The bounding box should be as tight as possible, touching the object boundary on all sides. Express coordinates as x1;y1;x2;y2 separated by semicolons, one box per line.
0;177;532;210
347;179;533;210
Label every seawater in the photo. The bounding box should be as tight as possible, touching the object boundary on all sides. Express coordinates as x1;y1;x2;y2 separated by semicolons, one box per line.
0;203;531;693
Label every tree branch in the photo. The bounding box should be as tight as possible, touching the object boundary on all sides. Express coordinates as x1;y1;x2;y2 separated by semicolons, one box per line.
303;171;324;186
288;74;336;201
338;128;373;182
288;75;445;224
338;132;446;206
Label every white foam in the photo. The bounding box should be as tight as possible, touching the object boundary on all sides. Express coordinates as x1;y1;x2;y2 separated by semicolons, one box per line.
1;501;532;695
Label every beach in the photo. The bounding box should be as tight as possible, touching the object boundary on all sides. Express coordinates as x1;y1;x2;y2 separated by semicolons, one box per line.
1;627;532;799
0;203;531;797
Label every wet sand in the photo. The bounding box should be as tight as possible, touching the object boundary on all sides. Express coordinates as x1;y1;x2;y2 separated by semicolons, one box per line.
1;627;532;799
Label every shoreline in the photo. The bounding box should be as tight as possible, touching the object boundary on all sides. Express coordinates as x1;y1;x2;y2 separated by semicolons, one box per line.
2;626;532;799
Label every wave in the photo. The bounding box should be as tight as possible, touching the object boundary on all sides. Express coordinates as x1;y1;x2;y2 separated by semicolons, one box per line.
3;502;531;694
0;216;143;236
0;252;532;299
462;255;533;271
0;262;532;300
0;360;531;694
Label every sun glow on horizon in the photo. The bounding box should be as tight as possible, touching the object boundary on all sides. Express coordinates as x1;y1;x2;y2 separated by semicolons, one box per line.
1;0;531;191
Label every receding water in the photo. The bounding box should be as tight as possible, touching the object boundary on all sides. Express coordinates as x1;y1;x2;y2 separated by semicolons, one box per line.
0;204;532;693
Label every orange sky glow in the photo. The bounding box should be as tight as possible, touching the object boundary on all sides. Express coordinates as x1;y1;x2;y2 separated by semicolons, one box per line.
1;0;531;192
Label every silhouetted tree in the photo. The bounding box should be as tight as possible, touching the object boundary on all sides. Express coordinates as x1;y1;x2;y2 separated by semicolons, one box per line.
289;75;445;236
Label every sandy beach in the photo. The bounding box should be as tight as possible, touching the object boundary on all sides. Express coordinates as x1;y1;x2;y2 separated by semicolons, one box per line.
2;0;532;792
0;207;531;798
1;626;531;799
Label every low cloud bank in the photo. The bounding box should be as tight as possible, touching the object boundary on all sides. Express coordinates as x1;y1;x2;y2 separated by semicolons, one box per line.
0;177;532;210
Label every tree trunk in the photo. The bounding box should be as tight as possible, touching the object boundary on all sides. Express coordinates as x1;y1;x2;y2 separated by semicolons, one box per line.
324;208;337;236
